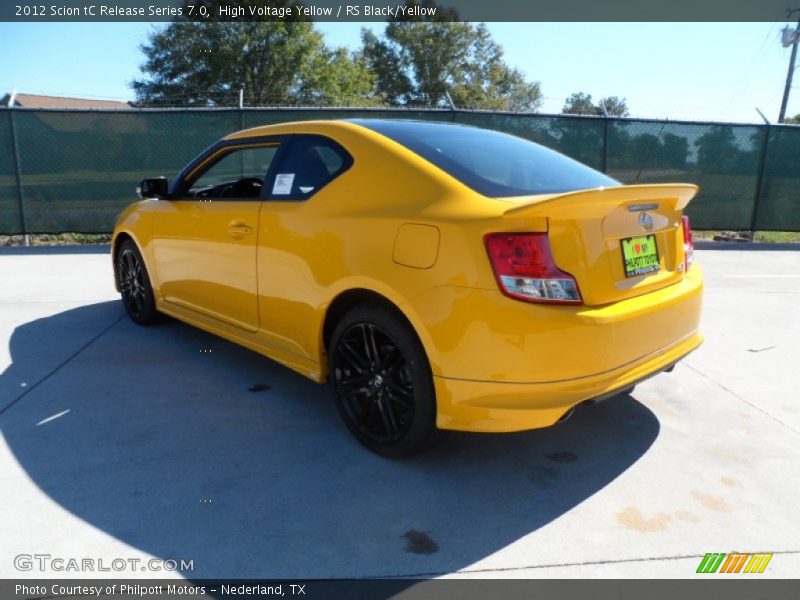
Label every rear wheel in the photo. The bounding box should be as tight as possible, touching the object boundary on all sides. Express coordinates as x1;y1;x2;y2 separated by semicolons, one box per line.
117;239;159;325
329;305;439;458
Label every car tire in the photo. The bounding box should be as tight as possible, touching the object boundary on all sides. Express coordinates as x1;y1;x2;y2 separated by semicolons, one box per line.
117;239;160;326
328;304;440;458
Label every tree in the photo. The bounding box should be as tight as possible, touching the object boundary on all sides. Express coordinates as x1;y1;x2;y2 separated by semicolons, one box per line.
296;48;379;106
600;96;629;117
360;2;542;111
562;92;596;115
662;133;689;170
787;114;800;124
132;2;376;107
562;92;629;117
694;126;745;174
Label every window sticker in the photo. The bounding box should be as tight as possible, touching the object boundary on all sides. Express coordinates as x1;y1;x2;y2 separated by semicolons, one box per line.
272;173;295;195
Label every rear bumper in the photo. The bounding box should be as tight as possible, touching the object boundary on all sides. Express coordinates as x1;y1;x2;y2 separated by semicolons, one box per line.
404;264;704;432
433;330;702;432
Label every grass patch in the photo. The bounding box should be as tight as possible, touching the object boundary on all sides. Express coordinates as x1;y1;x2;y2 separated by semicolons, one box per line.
0;233;111;247
693;230;800;243
752;231;800;243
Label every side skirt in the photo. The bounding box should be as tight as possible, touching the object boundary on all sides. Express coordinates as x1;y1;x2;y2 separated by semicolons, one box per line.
157;300;325;383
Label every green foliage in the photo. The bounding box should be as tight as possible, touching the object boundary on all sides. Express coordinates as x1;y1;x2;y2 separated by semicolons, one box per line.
133;1;540;110
601;96;629;117
133;1;376;107
694;126;762;175
787;114;800;124
296;48;379;106
562;92;595;115
563;92;629;117
361;2;542;111
662;133;689;169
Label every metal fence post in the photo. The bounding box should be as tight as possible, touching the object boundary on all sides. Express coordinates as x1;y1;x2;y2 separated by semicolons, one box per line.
7;109;29;246
601;117;609;173
748;123;772;238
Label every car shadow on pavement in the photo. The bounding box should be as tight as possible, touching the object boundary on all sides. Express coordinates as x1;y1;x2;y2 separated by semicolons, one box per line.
0;301;660;580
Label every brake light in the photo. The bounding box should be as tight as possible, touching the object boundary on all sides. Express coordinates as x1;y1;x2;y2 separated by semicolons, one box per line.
682;215;694;271
484;233;582;304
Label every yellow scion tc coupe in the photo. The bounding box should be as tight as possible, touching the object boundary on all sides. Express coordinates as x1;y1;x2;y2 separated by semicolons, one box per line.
113;119;703;457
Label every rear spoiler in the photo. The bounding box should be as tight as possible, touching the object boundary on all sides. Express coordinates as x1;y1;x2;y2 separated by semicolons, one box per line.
503;184;699;220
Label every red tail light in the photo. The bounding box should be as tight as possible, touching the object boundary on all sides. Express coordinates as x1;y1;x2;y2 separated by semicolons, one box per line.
682;215;694;271
484;233;582;304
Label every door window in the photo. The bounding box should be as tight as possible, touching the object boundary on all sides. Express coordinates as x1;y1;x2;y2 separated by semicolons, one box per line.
185;144;279;199
269;136;352;200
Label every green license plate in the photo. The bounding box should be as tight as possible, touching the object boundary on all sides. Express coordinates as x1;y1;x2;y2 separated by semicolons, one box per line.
620;234;660;278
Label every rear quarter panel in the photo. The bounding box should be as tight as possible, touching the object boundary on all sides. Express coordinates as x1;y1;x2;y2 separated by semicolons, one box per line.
251;123;506;370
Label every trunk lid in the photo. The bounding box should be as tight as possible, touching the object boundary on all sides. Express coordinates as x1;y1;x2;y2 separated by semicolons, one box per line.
502;184;697;306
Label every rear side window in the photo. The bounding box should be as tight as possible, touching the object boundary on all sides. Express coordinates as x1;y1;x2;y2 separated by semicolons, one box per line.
352;119;619;197
269;136;352;199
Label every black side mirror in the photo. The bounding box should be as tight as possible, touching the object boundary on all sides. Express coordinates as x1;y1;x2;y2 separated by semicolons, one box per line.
137;177;169;199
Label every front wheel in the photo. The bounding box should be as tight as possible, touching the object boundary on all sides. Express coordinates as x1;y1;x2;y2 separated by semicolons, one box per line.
329;305;439;458
117;239;159;325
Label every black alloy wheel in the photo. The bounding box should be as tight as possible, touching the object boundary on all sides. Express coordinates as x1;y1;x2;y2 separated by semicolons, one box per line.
329;305;439;457
117;239;159;325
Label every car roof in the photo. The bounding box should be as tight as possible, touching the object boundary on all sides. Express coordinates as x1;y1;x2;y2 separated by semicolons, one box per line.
223;117;481;141
347;118;479;130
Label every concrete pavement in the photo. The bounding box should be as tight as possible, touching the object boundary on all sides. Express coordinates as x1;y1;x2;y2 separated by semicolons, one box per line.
1;245;798;579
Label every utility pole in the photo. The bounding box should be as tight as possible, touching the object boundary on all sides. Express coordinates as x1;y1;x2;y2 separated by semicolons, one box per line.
778;8;800;123
444;91;456;111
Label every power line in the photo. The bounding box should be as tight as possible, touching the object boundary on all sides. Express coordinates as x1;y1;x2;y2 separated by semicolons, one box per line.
725;22;779;115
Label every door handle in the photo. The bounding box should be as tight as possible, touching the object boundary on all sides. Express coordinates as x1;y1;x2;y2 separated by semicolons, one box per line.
227;220;253;238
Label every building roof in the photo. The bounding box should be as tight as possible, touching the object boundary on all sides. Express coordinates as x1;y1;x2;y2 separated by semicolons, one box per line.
5;93;131;109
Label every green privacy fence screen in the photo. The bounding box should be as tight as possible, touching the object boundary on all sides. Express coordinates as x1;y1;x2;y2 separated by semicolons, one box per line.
1;107;799;234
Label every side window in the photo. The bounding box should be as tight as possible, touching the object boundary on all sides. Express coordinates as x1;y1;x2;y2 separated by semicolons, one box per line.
185;144;279;199
269;136;351;200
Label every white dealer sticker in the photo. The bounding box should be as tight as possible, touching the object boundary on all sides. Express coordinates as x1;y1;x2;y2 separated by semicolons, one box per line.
272;173;295;195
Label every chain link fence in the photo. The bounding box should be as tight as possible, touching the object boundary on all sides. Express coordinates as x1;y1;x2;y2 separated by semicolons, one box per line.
1;107;799;234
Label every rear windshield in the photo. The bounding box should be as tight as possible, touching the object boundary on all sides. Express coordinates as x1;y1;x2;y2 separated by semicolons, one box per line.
352;119;619;197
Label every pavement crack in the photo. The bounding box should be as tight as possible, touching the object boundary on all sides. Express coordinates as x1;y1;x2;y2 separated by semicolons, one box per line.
683;362;800;437
747;345;776;353
0;312;126;417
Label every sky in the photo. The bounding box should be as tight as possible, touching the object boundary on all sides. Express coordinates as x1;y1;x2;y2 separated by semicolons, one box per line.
0;21;797;123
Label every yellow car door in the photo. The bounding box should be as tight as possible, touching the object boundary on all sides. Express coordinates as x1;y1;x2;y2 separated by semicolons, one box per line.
152;141;282;332
256;134;354;358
